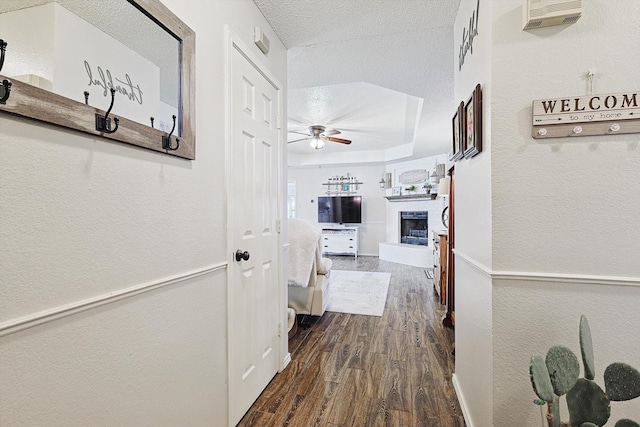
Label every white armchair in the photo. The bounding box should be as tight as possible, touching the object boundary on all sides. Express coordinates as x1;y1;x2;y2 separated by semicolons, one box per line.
287;219;332;316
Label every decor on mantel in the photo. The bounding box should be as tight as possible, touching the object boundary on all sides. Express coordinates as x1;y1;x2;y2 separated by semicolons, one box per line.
378;172;392;189
322;173;362;195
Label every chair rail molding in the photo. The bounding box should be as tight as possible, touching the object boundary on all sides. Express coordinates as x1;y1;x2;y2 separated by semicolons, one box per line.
0;262;227;337
454;249;640;287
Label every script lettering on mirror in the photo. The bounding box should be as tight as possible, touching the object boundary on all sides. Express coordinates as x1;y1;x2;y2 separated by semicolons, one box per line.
84;60;144;104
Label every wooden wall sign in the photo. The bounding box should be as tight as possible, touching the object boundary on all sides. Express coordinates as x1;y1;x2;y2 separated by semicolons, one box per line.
532;91;640;139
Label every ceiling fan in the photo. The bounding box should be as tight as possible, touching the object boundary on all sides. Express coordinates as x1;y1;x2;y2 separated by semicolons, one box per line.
287;125;352;150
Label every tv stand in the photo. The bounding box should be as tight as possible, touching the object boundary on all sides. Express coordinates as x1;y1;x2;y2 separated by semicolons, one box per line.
321;226;359;258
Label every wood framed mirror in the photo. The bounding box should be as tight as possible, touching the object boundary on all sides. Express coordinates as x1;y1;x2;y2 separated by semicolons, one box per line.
0;0;195;160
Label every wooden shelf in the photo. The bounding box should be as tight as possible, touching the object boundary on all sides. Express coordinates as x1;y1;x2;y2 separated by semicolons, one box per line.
384;194;436;201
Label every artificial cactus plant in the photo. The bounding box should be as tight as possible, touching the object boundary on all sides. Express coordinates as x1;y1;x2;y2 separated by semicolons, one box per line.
529;315;640;427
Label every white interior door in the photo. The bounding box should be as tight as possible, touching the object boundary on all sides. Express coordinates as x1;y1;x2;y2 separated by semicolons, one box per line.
227;40;281;426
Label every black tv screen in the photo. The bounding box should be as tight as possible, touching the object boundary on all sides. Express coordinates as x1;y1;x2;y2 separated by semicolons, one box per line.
318;196;362;224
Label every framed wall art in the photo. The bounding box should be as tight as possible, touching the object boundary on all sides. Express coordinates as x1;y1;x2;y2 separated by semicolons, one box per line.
452;101;464;161
463;83;482;158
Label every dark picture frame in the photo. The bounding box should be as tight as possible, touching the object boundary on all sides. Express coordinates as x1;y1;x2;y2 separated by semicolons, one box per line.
451;102;464;161
463;84;482;158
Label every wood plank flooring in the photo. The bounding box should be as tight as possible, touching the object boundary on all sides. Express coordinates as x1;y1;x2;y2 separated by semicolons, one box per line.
238;256;465;427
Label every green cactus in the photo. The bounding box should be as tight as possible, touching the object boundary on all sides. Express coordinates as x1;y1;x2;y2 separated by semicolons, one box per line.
531;354;555;402
551;396;561;427
604;362;640;402
546;345;580;396
566;378;610;426
580;315;595;381
530;316;639;427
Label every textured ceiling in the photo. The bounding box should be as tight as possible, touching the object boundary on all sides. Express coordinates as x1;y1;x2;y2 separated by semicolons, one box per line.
254;0;461;166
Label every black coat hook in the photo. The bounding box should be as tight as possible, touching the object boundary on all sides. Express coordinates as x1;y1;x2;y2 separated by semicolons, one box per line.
95;88;119;134
162;115;180;151
0;79;11;105
150;117;154;128
0;39;7;73
84;91;89;105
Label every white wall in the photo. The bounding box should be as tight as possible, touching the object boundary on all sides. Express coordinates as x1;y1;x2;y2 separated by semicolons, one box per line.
288;164;386;256
0;1;286;425
452;0;494;425
491;1;640;425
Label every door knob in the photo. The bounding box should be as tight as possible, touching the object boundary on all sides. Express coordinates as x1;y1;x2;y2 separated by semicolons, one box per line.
235;250;250;262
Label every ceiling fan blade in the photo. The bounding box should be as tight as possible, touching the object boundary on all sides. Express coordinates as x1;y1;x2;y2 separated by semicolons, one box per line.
288;130;312;136
287;137;312;144
323;129;341;136
324;136;352;145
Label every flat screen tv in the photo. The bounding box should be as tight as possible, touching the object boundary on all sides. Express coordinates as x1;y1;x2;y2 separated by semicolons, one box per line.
317;196;362;224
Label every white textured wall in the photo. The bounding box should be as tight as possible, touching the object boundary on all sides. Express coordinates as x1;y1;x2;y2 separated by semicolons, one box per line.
288;164;386;256
0;1;286;425
452;0;494;425
491;0;640;426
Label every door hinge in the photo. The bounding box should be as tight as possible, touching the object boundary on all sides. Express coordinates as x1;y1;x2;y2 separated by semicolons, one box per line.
276;115;282;129
276;219;281;233
278;322;282;338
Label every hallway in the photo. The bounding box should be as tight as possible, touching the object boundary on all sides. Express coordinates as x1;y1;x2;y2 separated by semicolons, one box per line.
238;256;465;427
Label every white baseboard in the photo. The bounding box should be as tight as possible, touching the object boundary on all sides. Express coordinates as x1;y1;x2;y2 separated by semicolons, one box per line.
281;352;291;371
452;373;474;427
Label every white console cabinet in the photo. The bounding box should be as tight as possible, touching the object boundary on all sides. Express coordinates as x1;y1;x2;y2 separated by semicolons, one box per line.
321;226;359;258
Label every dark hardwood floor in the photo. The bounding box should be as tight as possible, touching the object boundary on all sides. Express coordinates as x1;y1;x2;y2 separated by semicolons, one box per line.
238;256;465;427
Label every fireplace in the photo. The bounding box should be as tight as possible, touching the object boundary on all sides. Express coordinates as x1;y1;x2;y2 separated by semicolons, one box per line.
400;211;428;246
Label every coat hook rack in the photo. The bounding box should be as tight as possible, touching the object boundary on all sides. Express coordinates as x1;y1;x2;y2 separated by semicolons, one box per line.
84;91;89;105
162;115;180;151
150;117;155;128
95;88;119;134
0;79;11;105
0;39;7;73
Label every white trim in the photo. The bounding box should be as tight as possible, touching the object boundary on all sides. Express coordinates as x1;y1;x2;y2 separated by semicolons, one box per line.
0;263;227;337
453;249;492;276
491;270;640;287
452;373;476;427
454;250;640;287
280;352;292;372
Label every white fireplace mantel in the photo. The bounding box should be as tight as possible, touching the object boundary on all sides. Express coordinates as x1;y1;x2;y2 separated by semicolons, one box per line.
384;194;435;202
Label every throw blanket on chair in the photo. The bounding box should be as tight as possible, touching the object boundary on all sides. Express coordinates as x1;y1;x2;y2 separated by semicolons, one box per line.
288;218;322;287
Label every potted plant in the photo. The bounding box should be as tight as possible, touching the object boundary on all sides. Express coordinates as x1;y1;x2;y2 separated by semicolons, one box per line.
530;315;640;427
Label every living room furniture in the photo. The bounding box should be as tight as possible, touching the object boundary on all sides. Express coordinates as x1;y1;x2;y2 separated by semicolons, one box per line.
433;230;448;305
321;226;359;258
288;219;332;316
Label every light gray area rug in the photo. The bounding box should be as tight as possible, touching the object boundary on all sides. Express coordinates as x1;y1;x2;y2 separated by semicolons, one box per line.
327;270;391;317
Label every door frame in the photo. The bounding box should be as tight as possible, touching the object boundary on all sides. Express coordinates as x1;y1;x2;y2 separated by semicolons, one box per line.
224;26;288;426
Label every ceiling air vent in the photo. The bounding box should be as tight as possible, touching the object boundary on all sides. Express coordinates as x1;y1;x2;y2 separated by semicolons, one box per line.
522;0;582;30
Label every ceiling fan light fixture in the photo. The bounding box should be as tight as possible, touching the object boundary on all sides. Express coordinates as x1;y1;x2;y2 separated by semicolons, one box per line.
310;136;325;150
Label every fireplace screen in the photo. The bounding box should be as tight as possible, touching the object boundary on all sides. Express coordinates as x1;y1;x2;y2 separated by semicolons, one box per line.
400;211;428;246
